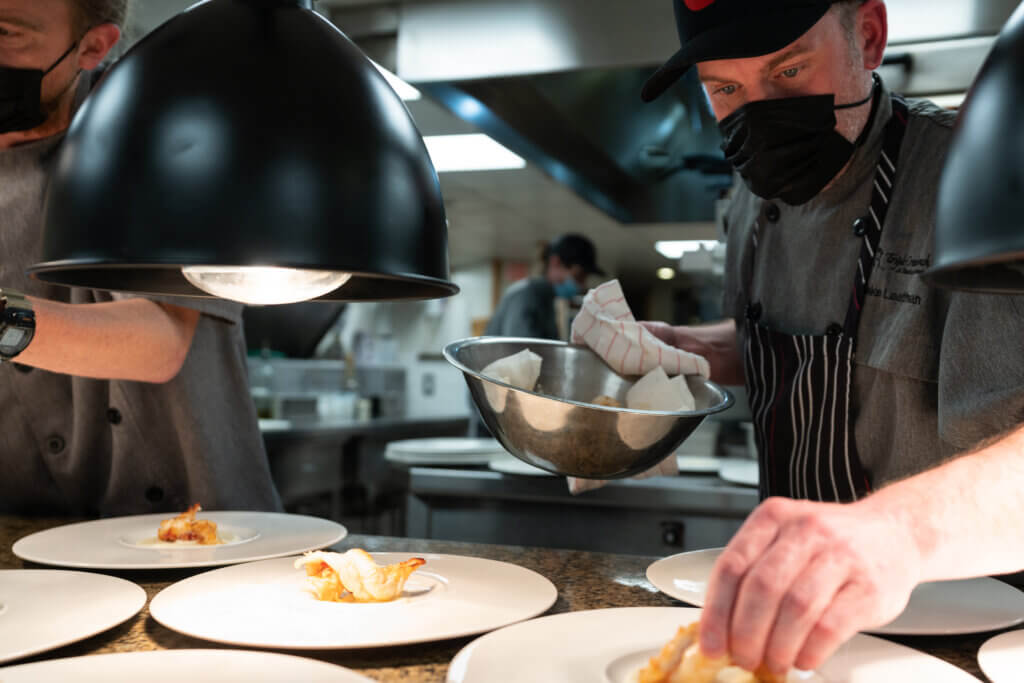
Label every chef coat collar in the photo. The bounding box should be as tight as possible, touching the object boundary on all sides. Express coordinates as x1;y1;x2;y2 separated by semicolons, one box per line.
806;75;894;210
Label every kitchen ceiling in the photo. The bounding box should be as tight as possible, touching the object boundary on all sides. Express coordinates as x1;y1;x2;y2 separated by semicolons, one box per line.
123;0;716;279
124;0;1017;279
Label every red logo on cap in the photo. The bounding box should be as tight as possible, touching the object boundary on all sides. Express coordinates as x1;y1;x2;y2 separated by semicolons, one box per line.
684;0;718;10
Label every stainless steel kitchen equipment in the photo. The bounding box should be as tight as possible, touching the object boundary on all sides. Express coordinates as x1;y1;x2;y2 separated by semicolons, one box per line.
443;337;733;479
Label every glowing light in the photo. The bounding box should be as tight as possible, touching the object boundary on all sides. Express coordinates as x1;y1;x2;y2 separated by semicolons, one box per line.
655;240;719;259
423;134;526;172
182;266;352;305
657;268;676;281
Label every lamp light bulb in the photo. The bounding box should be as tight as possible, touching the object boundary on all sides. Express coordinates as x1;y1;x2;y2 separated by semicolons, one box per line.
182;266;352;305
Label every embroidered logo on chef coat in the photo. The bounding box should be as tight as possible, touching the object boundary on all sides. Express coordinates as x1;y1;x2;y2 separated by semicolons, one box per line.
865;248;932;307
872;247;932;276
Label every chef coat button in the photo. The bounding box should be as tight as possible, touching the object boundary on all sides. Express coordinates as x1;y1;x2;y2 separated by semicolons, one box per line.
826;323;844;337
145;486;165;503
853;216;870;236
46;435;66;454
746;302;763;322
107;408;123;425
764;203;781;223
12;363;32;374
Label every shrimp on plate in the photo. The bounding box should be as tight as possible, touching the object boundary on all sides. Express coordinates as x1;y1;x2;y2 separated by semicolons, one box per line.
295;549;425;603
634;622;785;683
156;503;220;545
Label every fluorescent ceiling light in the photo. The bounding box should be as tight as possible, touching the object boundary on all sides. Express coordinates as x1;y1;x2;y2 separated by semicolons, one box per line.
424;134;527;173
655;240;719;260
372;61;421;101
656;267;676;281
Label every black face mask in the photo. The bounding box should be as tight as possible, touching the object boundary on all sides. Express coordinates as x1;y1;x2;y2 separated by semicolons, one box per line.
0;42;79;134
718;76;879;205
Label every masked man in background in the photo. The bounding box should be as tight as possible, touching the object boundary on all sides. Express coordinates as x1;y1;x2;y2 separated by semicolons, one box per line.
485;233;605;340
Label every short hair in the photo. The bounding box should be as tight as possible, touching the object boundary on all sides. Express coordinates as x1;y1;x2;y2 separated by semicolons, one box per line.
69;0;129;32
835;0;869;37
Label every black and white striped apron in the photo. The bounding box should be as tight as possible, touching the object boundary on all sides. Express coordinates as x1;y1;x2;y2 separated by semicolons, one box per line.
743;96;909;503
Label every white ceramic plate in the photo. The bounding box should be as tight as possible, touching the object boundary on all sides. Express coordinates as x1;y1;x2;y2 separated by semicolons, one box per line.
150;552;557;649
647;548;1024;636
384;450;498;466
0;569;146;664
385;438;506;465
447;606;979;683
258;418;293;430
12;512;346;570
489;454;556;476
675;455;721;473
978;629;1024;683
718;459;759;486
387;438;505;456
0;650;374;682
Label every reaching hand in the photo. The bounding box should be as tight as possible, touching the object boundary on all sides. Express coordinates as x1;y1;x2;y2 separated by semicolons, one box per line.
699;496;923;676
638;320;745;386
640;320;684;348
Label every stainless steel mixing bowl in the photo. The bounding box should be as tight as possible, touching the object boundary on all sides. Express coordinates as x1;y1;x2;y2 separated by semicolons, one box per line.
443;337;734;479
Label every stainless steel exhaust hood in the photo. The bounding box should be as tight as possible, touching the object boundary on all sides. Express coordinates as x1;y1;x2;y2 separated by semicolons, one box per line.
326;0;1020;225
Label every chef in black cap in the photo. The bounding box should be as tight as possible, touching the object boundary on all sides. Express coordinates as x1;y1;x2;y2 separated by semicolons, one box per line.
642;0;1024;676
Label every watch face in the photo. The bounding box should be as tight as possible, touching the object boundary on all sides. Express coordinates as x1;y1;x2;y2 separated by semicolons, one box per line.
0;327;25;350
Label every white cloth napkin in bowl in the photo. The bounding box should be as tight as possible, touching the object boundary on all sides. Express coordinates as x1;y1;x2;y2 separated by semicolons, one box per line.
567;279;710;495
571;280;710;379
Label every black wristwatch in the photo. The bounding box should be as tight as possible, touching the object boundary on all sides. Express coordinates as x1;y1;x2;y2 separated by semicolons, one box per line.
0;289;35;360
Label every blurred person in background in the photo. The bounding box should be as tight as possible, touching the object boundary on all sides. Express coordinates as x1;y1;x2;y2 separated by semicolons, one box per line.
485;233;605;340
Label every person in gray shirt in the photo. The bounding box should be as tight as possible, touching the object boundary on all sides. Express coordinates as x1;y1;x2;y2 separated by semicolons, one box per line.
640;0;1024;676
485;233;604;340
0;0;281;515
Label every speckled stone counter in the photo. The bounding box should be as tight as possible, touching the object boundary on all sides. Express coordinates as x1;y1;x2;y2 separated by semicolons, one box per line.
0;515;1013;681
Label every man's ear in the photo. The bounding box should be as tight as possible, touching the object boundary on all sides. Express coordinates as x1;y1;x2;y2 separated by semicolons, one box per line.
77;23;121;71
858;0;888;71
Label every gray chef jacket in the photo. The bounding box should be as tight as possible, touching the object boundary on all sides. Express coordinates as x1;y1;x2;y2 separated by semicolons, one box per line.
722;82;1024;489
0;131;282;516
485;277;560;340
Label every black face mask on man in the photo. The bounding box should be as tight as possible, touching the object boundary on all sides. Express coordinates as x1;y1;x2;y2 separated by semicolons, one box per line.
0;41;79;134
718;75;879;206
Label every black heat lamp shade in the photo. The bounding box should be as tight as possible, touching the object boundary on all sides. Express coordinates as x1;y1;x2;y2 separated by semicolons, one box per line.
924;1;1024;294
28;0;458;302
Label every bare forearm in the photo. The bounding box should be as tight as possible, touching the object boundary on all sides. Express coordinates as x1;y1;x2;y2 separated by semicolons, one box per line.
859;425;1024;582
15;297;200;383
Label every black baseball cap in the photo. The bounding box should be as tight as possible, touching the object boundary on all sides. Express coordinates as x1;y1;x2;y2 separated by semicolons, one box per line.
545;234;605;276
642;0;835;102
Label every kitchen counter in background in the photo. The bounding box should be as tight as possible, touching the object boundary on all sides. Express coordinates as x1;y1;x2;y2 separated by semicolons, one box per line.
258;416;469;527
256;414;760;555
259;415;470;445
0;515;1006;682
404;467;758;555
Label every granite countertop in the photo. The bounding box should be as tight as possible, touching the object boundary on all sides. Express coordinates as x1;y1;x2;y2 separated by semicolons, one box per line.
0;515;1010;681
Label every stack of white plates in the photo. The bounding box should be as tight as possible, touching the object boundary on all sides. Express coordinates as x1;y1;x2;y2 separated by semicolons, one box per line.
384;438;508;466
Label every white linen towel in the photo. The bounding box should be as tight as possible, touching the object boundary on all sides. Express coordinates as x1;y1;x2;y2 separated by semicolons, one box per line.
571;280;710;379
567;279;710;494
